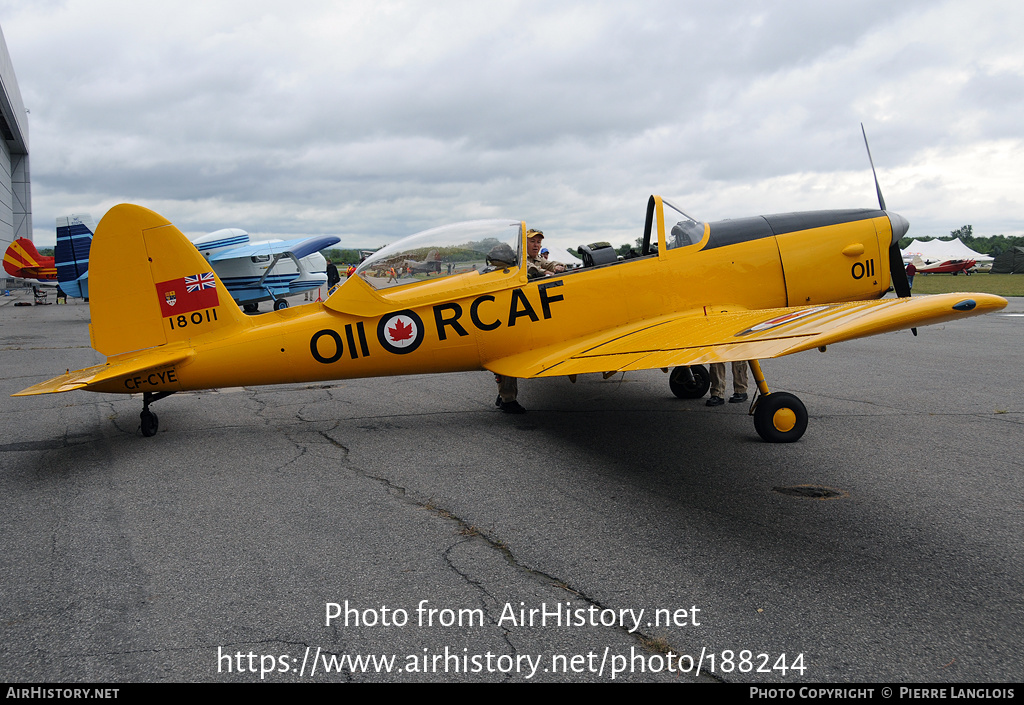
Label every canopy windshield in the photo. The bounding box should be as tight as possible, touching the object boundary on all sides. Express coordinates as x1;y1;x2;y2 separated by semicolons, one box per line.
663;199;705;250
356;220;522;291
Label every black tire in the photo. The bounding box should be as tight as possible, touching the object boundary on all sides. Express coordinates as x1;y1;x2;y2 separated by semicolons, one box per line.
243;302;259;313
669;365;710;399
273;299;288;311
140;410;159;437
753;392;807;443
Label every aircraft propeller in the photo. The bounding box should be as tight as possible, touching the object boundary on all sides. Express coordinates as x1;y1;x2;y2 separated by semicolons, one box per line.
861;123;912;298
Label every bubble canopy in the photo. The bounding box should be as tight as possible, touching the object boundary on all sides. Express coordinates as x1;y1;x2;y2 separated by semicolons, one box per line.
355;220;523;290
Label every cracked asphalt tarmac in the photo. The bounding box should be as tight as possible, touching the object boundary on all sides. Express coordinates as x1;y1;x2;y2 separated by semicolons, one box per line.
1;290;1021;683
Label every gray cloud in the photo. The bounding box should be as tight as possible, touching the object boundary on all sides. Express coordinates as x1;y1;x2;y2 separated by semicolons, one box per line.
2;0;1022;252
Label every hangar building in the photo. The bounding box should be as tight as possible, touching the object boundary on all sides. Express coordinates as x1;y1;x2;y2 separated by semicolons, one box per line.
0;24;30;255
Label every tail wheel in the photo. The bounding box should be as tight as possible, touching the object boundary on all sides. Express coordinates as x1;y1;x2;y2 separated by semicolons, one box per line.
753;392;807;443
669;365;711;399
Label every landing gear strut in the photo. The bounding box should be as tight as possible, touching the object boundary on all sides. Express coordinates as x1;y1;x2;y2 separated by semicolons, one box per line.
140;391;175;437
748;360;807;443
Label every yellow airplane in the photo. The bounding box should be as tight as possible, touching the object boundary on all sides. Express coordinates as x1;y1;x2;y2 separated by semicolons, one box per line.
14;189;1006;442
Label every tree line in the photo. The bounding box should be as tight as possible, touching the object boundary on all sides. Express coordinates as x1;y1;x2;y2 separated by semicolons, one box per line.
899;225;1024;256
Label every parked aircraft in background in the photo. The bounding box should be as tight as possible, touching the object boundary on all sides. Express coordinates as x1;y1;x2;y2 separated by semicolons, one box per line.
56;214;94;298
54;215;339;311
3;237;57;286
191;229;340;311
403;249;442;274
910;255;976;276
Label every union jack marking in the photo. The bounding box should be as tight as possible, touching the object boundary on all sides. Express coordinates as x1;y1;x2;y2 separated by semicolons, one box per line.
185;272;216;293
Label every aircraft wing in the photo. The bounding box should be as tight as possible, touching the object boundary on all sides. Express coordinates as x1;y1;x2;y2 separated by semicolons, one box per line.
208;236;340;262
486;293;1007;378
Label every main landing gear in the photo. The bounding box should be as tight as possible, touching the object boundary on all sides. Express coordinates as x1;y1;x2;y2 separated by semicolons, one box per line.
668;361;808;443
747;360;807;443
140;391;175;437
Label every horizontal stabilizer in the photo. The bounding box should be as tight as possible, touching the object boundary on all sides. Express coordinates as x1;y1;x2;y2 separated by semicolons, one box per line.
14;346;193;396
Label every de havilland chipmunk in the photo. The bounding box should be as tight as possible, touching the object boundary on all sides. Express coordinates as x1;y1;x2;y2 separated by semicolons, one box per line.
13;130;1008;441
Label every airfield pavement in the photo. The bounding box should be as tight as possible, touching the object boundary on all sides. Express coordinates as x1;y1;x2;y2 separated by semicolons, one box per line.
0;289;1021;683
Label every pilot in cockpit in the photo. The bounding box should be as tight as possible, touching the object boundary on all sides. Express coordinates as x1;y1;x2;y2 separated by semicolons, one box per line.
526;229;566;278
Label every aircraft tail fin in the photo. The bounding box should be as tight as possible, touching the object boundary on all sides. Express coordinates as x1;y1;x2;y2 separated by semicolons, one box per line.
89;204;252;356
55;214;95;297
4;237;55;279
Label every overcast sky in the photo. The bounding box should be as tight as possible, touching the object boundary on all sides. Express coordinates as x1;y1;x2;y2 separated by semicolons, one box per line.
2;0;1022;256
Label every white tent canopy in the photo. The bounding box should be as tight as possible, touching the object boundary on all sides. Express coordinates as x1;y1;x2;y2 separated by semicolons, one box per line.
544;247;583;265
901;237;991;264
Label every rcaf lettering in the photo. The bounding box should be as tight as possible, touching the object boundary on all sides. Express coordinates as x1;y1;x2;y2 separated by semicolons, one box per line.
309;286;566;363
537;280;565;319
470;295;500;331
508;289;539;326
434;303;468;341
123;369;178;390
436;283;565;339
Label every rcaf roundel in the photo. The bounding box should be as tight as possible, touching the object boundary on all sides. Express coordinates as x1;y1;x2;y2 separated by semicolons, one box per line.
377;310;424;354
734;305;831;337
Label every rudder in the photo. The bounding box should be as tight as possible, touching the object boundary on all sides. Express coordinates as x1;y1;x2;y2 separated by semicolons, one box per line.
90;204;251;356
55;214;95;298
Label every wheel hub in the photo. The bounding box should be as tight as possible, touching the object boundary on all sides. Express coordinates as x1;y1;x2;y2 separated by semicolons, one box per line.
772;407;797;433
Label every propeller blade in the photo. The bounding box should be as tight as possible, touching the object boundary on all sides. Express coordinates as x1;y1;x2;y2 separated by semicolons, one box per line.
889;241;912;298
862;123;912;300
861;122;886;211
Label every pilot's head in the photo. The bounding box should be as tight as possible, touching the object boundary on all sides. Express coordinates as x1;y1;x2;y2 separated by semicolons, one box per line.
527;229;544;258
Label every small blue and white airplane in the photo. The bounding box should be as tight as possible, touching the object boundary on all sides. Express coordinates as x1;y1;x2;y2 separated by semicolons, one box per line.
56;214;339;311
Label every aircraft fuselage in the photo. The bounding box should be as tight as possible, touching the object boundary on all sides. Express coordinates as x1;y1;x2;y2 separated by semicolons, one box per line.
86;205;899;394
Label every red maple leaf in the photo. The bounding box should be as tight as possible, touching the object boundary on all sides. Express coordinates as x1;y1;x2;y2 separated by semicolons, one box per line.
388;318;414;342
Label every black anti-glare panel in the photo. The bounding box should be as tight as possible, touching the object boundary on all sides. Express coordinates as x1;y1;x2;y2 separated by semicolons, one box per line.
702;209;885;251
